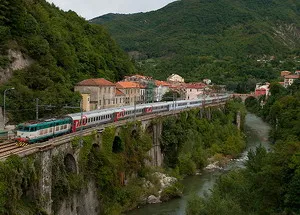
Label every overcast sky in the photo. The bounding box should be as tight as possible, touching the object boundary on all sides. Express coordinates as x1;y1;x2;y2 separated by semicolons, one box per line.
47;0;177;20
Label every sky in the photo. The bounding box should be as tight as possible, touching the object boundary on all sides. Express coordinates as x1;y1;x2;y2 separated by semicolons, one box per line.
46;0;177;20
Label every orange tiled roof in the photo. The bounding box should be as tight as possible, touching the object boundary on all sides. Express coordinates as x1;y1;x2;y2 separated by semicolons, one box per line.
184;82;206;89
77;78;115;86
139;83;147;89
115;89;125;96
116;81;140;88
155;80;171;87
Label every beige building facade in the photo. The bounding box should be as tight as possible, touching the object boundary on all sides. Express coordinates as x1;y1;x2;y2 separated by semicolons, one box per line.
75;78;117;110
116;81;141;106
167;74;185;83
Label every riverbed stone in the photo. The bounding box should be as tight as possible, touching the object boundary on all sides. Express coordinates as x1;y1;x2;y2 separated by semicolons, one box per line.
147;195;162;204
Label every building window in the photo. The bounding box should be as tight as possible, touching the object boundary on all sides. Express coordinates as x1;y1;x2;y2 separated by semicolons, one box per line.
120;98;122;103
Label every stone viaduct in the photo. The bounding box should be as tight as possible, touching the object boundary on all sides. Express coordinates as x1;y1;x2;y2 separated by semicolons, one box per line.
231;93;257;102
1;103;227;215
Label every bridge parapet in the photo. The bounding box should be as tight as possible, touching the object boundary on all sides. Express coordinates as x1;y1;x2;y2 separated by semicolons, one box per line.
231;93;257;102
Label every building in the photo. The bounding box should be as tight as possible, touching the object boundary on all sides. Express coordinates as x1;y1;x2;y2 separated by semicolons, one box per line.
123;74;155;103
114;89;125;107
154;80;171;101
280;71;291;77
124;74;152;83
116;81;141;105
284;75;300;88
255;83;270;97
203;79;212;85
81;93;91;112
184;83;206;100
167;74;184;83
75;78;117;110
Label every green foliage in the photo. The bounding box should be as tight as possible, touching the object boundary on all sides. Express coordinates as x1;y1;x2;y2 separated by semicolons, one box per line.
161;91;180;101
0;155;43;214
0;0;134;123
160;181;183;202
162;102;246;175
186;82;300;214
51;153;84;213
245;96;260;113
80;123;154;214
92;0;300;90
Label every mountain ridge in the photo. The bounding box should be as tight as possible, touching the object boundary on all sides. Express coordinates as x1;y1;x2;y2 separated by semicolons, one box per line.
91;0;300;89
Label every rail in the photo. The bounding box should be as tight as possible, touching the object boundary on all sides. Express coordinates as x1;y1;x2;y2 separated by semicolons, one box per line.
0;101;226;160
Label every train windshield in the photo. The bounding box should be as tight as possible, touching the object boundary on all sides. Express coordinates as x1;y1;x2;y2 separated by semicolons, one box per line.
17;125;30;132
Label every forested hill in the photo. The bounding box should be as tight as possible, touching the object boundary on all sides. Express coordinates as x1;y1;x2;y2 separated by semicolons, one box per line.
0;0;134;122
91;0;300;88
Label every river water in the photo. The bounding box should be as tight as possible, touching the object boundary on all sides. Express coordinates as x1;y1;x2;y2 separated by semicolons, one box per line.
127;113;271;215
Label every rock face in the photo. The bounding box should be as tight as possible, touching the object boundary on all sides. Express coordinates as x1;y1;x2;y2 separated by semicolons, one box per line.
0;49;33;84
205;161;223;170
147;195;162;204
56;181;100;215
146;172;178;204
153;172;177;189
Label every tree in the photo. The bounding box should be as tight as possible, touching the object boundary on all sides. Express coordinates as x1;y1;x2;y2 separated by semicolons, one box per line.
162;91;180;101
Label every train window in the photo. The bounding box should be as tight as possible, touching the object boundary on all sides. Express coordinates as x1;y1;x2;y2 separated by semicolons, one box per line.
56;126;59;131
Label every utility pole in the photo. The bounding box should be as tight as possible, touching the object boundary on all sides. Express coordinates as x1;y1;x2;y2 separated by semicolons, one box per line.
173;92;175;114
36;98;39;120
35;98;56;120
134;96;136;122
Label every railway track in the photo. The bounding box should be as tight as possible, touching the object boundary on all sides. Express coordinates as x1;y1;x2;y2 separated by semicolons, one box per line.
0;101;226;160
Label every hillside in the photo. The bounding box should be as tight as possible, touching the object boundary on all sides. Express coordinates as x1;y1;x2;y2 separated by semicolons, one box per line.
91;0;300;89
0;0;134;123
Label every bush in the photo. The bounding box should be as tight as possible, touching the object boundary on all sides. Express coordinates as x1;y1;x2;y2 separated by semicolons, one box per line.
160;181;183;201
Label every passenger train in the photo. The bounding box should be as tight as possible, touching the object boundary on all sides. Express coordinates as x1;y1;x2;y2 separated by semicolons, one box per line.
15;94;229;143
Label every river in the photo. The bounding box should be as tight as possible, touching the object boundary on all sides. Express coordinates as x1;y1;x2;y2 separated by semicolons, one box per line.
127;113;271;215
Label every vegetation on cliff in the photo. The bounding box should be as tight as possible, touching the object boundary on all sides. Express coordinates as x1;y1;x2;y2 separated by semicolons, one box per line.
0;0;134;123
0;155;45;214
161;100;246;176
92;0;300;91
186;82;300;214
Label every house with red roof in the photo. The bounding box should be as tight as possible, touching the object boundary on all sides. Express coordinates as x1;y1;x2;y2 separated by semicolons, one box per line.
284;75;300;88
75;78;118;110
255;82;270;97
116;81;141;105
184;82;207;100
